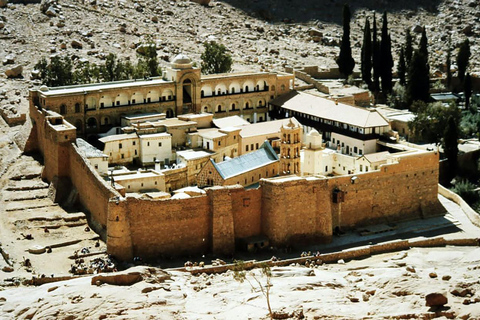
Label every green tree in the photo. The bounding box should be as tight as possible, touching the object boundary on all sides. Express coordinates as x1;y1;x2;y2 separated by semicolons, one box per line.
409;101;461;145
372;13;381;94
137;42;161;77
380;11;393;94
419;29;429;61
361;18;372;88
397;48;406;85
34;56;74;87
101;53;117;82
406;50;430;106
465;73;472;112
233;261;273;320
405;28;413;67
443;115;459;180
336;4;355;79
201;41;233;74
457;39;471;83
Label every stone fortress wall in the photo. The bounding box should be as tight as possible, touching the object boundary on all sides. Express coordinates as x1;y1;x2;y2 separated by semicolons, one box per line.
28;98;443;262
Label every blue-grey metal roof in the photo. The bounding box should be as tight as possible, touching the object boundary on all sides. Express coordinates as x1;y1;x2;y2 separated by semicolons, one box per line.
430;93;459;101
213;141;279;179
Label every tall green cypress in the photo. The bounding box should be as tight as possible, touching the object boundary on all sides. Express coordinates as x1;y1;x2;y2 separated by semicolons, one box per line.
457;39;471;83
397;48;406;85
361;18;372;87
336;4;355;78
443;115;459;180
372;13;381;93
405;29;413;67
380;11;393;94
407;49;430;105
419;29;428;59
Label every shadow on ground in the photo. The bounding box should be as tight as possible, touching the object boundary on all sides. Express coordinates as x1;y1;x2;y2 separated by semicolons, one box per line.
219;0;443;24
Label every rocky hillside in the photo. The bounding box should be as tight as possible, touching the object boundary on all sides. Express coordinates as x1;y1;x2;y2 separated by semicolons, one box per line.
0;0;479;116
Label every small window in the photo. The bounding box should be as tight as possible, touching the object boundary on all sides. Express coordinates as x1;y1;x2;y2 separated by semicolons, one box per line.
121;154;124;159
158;142;162;147
256;143;259;149
147;142;150;147
218;141;221;146
133;141;136;146
119;143;122;149
246;145;249;151
94;164;98;169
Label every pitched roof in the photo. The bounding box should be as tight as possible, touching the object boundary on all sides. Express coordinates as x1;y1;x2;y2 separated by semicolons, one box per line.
212;141;279;179
271;91;389;128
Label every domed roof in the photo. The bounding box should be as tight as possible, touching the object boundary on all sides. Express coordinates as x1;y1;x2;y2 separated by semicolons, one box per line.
171;54;193;69
308;129;320;136
172;54;191;65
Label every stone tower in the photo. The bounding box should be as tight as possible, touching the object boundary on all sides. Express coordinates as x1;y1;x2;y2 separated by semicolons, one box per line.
280;118;302;175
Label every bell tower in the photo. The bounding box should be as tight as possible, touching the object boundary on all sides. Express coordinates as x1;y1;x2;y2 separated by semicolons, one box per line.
280;118;302;175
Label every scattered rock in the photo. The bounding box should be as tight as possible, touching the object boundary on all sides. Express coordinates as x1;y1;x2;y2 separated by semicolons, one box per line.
45;7;57;17
47;286;58;292
412;25;424;33
429;272;437;278
426;292;448;307
2;54;15;65
2;266;14;272
406;266;416;273
5;65;23;78
442;275;451;281
71;40;83;49
451;283;475;297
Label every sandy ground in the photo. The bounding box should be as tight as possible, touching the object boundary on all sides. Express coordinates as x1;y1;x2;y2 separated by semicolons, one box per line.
0;246;479;319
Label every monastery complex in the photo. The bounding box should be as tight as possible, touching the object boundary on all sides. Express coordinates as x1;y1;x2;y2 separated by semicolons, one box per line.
26;55;444;261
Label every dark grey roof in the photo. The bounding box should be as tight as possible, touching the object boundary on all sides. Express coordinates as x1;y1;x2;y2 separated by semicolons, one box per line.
76;138;107;158
213;141;278;179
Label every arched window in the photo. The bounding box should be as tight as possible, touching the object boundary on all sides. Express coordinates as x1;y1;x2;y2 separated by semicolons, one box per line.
204;106;208;113
231;103;236;111
201;90;204;97
75;103;80;113
217;105;222;112
245;86;249;93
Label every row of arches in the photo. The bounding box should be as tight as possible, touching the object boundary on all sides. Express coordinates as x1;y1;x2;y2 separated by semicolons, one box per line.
202;99;266;113
83;89;175;110
201;80;273;97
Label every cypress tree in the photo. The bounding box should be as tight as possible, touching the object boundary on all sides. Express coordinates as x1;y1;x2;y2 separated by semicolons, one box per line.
419;29;428;59
372;13;381;93
443;115;459;180
361;18;372;87
457;39;471;83
397;48;406;85
405;29;413;66
407;49;430;106
380;11;393;94
465;73;472;112
336;4;355;79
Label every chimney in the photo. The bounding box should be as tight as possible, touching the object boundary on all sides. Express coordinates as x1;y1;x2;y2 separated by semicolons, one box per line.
155;160;161;171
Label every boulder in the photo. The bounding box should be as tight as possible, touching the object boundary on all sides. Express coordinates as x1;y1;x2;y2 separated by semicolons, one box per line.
412;25;423;33
426;292;448;307
71;40;83;49
451;283;475;297
308;27;323;37
191;0;210;5
5;65;23;78
2;54;14;65
45;7;56;17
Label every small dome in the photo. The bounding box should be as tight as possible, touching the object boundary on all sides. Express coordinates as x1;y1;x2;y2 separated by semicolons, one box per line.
172;54;193;69
40;85;49;92
308;129;320;136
